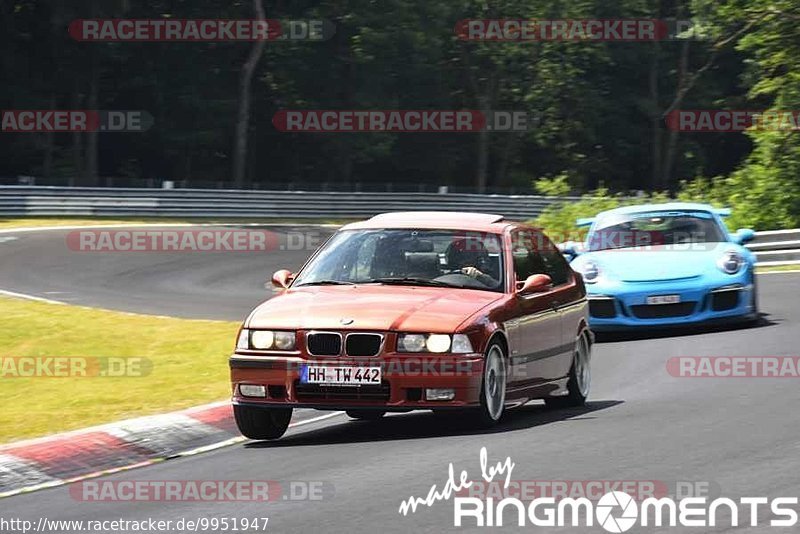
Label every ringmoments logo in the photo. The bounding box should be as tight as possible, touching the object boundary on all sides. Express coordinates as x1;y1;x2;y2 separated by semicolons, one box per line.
398;448;800;530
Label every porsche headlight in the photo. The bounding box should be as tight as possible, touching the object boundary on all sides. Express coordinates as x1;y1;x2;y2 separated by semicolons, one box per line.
237;329;296;350
397;333;474;354
717;250;743;274
579;260;601;283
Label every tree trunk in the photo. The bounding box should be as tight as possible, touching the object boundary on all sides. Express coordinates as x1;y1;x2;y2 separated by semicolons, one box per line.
649;40;662;190
663;37;690;190
232;0;267;188
86;63;99;186
476;130;489;193
71;81;84;187
43;93;55;180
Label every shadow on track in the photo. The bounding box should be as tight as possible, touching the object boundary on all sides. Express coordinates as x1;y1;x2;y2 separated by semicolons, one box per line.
244;400;622;448
594;313;777;343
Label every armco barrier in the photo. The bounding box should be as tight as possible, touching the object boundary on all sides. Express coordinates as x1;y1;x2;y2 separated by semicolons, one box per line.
0;186;797;264
0;186;572;220
747;229;800;266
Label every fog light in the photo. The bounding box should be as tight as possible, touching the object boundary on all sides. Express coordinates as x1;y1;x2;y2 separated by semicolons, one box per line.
239;384;267;398
425;388;455;401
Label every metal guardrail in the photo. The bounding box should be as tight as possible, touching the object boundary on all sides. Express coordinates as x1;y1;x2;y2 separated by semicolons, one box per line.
747;229;800;266
0;186;574;220
0;186;797;265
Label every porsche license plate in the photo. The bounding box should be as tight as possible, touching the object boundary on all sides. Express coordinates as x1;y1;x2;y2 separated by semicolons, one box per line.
301;365;381;385
646;294;681;305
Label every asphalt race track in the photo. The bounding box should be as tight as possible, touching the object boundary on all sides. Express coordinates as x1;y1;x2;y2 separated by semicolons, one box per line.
3;225;800;533
0;225;334;320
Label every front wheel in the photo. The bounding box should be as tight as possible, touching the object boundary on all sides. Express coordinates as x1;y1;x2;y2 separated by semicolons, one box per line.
545;333;591;408
474;341;507;426
233;405;292;440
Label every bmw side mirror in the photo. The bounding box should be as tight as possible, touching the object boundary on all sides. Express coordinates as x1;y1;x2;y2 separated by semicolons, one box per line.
735;228;755;245
271;269;294;289
517;274;553;295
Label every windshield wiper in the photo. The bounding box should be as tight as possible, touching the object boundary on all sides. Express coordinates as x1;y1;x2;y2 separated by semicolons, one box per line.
295;280;355;286
366;277;461;288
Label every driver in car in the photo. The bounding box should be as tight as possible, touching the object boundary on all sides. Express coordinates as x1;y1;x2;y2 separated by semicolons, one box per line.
447;239;500;288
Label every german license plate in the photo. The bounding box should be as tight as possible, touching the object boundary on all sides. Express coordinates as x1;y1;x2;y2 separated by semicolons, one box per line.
646;294;681;305
300;365;381;385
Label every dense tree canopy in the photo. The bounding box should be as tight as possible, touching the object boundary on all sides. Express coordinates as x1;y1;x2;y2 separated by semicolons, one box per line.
1;0;798;202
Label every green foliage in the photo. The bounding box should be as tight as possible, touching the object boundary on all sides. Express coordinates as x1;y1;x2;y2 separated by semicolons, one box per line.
533;188;670;242
534;174;572;197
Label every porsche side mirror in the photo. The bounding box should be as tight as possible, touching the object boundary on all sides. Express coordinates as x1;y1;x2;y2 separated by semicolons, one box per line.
271;269;294;289
559;241;582;260
735;228;755;245
517;274;553;295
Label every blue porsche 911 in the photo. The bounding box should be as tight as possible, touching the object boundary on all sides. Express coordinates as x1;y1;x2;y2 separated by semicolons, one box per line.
562;203;759;330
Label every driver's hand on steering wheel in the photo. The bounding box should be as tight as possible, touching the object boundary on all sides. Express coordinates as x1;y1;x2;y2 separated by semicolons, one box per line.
461;266;483;278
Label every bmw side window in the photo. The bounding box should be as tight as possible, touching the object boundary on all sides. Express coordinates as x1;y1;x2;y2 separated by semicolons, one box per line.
540;247;570;286
511;230;548;283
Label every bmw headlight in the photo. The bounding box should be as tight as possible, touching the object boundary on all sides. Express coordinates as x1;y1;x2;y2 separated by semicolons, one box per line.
397;333;474;354
579;260;601;283
237;329;296;350
717;250;743;274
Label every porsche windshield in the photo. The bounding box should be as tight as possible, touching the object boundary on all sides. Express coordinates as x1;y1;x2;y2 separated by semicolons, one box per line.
293;229;505;292
587;210;728;251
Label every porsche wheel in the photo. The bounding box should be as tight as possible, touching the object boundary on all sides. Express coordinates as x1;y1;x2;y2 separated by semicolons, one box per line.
234;405;292;440
346;410;385;420
546;333;591;408
475;341;507;426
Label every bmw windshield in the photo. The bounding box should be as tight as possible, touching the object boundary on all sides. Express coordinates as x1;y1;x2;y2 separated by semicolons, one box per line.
292;229;505;292
587;210;728;252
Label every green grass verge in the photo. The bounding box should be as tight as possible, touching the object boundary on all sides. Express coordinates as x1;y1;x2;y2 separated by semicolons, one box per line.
0;217;351;229
755;264;800;273
0;296;239;443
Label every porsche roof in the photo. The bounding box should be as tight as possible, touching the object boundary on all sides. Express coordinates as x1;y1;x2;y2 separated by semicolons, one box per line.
595;202;720;217
341;211;511;231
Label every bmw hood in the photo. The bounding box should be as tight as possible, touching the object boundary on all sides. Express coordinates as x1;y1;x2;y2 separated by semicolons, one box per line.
572;242;749;282
245;284;503;332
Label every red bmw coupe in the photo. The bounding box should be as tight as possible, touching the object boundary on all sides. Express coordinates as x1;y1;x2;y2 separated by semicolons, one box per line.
230;212;592;439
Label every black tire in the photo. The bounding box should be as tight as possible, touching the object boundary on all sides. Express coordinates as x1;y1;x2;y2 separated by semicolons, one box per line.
233;405;292;440
474;340;507;427
751;272;760;317
545;334;591;409
346;409;385;420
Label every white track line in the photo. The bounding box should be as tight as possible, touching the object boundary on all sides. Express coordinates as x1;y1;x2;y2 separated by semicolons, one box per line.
0;289;67;305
